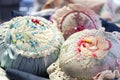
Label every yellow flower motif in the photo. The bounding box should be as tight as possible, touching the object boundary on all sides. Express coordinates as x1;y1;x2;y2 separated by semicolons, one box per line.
13;39;17;43
83;39;92;44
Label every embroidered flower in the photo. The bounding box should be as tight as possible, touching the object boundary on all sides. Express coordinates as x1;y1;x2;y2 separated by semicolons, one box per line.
29;40;38;47
77;35;111;59
15;33;23;40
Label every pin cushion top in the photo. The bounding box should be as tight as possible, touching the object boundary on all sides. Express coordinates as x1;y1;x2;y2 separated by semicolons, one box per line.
51;4;102;39
2;16;64;58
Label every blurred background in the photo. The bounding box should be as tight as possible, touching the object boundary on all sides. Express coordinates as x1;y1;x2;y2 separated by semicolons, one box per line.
0;0;33;22
0;0;120;26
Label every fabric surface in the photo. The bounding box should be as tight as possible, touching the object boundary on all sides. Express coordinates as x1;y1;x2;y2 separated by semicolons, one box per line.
48;29;120;80
100;18;120;32
6;68;49;80
51;4;102;39
0;16;64;77
0;67;9;80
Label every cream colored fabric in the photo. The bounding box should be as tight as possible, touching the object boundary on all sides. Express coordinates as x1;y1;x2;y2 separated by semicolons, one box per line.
47;29;120;80
0;68;9;80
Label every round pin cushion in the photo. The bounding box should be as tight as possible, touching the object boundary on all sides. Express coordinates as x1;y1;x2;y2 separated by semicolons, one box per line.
0;16;64;77
51;4;102;39
58;29;120;80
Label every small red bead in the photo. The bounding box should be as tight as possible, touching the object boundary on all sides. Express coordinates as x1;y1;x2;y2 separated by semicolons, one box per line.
31;19;35;22
35;19;39;24
76;26;85;31
80;27;84;30
31;19;39;24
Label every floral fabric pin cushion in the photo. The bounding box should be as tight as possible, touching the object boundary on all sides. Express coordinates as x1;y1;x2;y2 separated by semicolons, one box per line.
51;4;102;39
0;16;64;77
47;29;120;80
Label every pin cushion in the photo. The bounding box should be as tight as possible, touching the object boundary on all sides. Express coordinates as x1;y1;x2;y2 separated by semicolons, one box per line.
51;4;102;39
47;29;120;80
0;16;64;77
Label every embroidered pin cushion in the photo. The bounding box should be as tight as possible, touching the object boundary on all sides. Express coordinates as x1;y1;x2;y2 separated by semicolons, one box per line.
47;29;120;80
51;4;102;39
0;16;64;77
